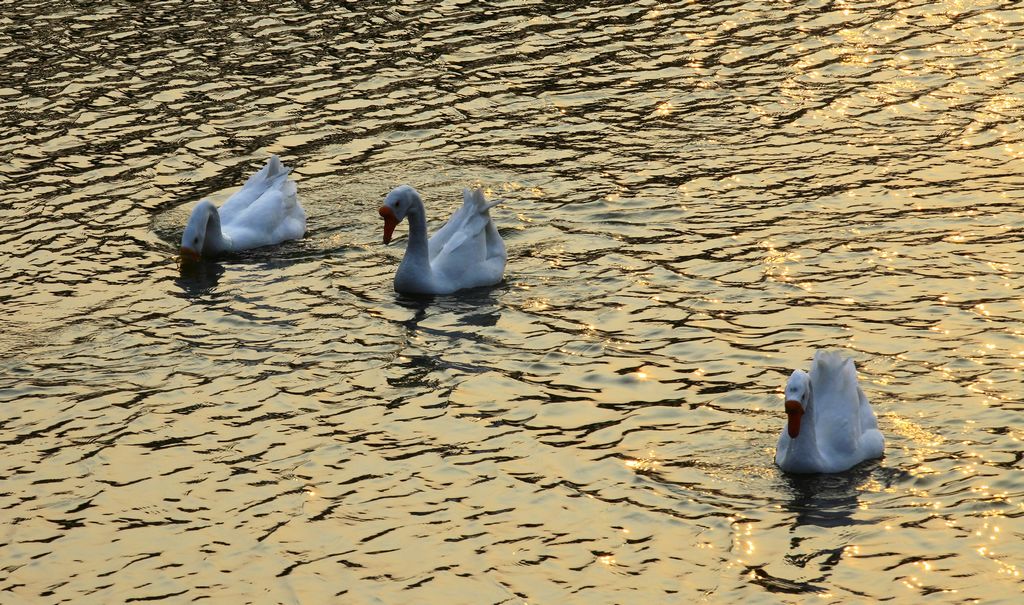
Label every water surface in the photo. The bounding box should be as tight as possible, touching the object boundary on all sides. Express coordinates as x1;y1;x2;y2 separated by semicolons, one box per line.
2;1;1023;603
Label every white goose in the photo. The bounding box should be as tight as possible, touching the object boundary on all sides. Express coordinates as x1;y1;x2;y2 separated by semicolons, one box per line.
775;350;884;474
378;185;506;295
180;155;305;261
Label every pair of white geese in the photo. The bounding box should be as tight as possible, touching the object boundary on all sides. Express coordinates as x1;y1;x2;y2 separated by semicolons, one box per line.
179;156;885;474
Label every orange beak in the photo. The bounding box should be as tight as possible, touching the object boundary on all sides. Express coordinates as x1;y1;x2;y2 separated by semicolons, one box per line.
379;206;398;244
180;246;202;263
785;400;804;438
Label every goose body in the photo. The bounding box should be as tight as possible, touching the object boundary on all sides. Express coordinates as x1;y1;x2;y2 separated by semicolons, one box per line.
378;185;506;294
775;350;884;474
180;155;305;260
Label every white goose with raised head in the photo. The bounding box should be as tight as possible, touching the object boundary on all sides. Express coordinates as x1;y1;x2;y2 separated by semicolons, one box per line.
378;185;506;295
180;155;305;261
775;350;884;474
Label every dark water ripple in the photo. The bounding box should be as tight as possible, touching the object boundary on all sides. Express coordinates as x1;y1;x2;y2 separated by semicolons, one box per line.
2;0;1023;602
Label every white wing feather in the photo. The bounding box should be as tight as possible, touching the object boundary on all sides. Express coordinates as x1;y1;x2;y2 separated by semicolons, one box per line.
219;155;291;225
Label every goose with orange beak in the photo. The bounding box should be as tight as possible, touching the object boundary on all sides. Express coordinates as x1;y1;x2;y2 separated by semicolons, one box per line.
378;185;506;295
179;155;305;263
774;351;885;474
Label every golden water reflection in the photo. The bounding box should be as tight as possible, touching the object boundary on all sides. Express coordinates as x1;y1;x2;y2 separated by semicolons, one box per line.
2;0;1024;602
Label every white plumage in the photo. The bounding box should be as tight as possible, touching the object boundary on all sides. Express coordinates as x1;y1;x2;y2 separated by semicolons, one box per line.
180;155;305;260
378;185;506;295
775;350;885;474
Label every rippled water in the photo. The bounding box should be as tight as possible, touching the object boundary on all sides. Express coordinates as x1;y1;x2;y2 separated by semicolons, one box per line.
3;0;1023;602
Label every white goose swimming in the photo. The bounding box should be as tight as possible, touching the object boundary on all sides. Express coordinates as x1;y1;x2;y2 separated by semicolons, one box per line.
775;350;884;474
378;185;506;295
180;155;305;261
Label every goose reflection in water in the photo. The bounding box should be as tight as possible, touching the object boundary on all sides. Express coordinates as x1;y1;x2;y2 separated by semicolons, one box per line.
175;257;225;297
396;287;504;333
783;464;906;529
389;290;505;386
764;465;911;596
782;469;878;530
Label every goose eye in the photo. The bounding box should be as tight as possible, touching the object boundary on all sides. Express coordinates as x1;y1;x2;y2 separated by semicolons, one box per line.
193;237;199;244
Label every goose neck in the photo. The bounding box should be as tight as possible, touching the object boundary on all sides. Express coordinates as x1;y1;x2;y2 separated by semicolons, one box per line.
203;204;230;253
404;199;429;256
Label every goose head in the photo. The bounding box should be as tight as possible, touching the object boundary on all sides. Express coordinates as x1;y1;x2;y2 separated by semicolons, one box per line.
180;200;216;261
784;369;811;438
379;185;420;244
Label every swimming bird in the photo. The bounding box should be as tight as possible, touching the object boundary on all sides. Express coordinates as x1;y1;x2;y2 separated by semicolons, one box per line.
378;185;506;295
775;350;884;474
179;155;305;261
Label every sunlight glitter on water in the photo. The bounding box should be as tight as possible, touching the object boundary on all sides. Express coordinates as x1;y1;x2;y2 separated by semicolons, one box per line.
2;0;1024;603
